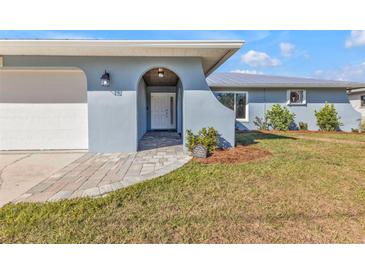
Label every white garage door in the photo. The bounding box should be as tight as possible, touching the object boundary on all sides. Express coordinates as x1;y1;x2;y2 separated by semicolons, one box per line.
0;68;88;150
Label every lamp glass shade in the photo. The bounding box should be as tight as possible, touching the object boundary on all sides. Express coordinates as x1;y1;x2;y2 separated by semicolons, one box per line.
158;68;164;78
100;71;110;87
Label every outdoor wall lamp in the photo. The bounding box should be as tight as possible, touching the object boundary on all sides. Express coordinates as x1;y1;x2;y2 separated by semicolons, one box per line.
158;68;164;78
100;70;110;87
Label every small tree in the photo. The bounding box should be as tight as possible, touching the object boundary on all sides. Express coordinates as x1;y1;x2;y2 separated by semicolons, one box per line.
266;104;295;131
314;102;342;131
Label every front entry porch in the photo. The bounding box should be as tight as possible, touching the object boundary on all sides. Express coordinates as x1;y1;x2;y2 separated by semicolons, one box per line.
137;67;183;144
138;131;182;151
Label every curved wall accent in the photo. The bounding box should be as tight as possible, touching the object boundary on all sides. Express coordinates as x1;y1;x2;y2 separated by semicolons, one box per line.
183;89;235;149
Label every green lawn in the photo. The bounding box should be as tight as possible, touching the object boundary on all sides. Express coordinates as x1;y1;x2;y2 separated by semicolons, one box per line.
1;132;365;243
280;131;365;142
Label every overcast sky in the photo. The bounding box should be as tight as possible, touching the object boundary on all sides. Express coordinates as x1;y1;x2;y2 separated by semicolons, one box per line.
1;30;365;82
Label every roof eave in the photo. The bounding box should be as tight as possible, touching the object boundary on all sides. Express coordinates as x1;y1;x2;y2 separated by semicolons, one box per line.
0;39;244;53
0;39;244;46
205;48;242;76
0;39;244;75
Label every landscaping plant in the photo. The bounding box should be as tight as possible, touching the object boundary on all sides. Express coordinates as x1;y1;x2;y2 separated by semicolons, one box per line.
186;127;218;154
314;102;342;131
360;120;365;133
299;122;308;131
253;116;269;130
265;104;295;131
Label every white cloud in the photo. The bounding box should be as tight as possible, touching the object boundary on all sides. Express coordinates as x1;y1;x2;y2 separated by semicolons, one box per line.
231;69;263;74
241;50;281;67
345;30;365;48
279;42;295;57
313;62;365;82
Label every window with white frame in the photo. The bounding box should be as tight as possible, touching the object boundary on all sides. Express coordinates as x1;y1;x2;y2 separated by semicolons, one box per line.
287;89;306;105
361;95;365;107
214;91;248;121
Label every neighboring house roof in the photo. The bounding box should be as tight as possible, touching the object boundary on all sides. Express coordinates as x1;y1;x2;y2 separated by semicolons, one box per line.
0;40;244;76
207;72;365;89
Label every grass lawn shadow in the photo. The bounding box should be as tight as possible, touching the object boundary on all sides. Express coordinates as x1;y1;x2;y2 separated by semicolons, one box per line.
236;130;296;146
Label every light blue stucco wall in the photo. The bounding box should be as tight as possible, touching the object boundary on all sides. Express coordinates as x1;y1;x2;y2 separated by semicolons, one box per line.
212;88;361;132
4;56;235;152
183;90;235;148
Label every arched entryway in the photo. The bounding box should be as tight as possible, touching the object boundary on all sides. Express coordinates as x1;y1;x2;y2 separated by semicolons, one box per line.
137;67;183;150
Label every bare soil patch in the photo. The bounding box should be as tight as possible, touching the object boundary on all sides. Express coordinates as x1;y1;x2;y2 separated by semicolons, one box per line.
194;145;272;164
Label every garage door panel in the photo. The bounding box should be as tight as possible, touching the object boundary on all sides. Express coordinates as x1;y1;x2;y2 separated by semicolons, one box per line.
0;104;88;150
0;69;88;150
0;69;86;103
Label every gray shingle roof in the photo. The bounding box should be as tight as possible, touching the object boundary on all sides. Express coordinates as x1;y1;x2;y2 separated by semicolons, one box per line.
207;72;365;89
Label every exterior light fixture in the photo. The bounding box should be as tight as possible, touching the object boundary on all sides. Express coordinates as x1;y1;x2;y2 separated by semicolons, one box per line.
158;68;164;78
100;70;110;87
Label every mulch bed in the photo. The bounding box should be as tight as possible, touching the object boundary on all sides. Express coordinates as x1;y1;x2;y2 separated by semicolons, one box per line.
194;145;272;164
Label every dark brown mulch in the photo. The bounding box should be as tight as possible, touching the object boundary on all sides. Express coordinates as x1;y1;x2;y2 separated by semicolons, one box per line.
194;145;272;164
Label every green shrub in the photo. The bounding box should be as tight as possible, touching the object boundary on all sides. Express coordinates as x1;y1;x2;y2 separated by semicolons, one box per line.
253;116;269;130
299;122;308;130
360;120;365;133
266;104;296;131
314;102;342;131
186;127;218;154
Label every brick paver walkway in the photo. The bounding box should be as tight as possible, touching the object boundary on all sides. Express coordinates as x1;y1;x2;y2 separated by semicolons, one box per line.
13;132;191;203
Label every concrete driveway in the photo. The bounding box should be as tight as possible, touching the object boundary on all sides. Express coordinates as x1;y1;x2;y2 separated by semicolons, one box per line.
0;151;85;207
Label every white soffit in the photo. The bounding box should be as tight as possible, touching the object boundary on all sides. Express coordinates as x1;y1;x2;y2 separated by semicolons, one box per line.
0;40;244;75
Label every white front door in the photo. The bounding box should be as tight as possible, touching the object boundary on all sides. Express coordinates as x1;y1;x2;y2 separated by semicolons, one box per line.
151;92;176;130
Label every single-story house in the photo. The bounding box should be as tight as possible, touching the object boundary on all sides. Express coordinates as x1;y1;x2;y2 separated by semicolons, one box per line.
348;88;365;118
0;40;364;153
